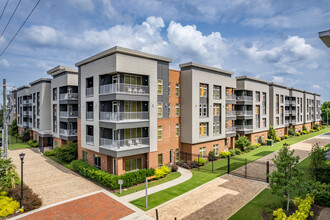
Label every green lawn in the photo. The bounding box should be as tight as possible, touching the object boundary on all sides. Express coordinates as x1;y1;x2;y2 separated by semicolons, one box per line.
130;127;330;211
0;132;31;150
114;172;181;197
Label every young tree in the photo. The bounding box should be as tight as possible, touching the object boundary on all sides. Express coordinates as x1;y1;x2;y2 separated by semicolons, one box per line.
235;135;251;151
268;145;304;212
268;126;277;142
321;101;330;125
9;118;18;137
309;143;327;182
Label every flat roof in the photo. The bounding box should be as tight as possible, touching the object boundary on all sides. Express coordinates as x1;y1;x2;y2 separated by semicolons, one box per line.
236;76;269;85
17;85;30;91
76;46;172;67
29;78;51;86
179;62;234;76
289;87;304;93
304;90;315;95
267;82;288;89
47;65;78;76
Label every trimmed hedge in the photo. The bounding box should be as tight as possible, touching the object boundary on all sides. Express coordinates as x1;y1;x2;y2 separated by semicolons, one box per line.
193;157;207;166
71;160;155;190
220;151;231;158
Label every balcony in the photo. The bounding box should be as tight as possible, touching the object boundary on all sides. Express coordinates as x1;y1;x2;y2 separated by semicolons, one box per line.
99;83;149;95
225;126;236;134
100;137;149;149
236;96;253;102
86;111;94;120
285;120;289;126
60;129;77;136
86;135;94;145
285;110;290;115
236;125;253;131
291;101;296;105
23;122;28;127
290;120;296;125
100;112;149;122
225;95;236;103
86;87;93;97
23;111;31;117
285;100;290;105
59;111;78;118
236;110;253;116
59;93;78;100
291;110;296;115
23;100;32;105
226;111;236;117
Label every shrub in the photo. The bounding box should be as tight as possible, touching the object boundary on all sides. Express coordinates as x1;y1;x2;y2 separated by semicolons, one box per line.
229;149;236;156
258;136;263;144
235;149;241;155
256;143;261;148
296;132;301;136
193;157;207;166
235;135;251;151
310;129;314;133
54;142;77;163
171;164;178;172
220;151;231;158
0;191;20;218
268;126;277;142
313;124;319;130
28;140;38;148
71;160;155;189
7;185;42;212
208;150;217;161
303;124;307;131
22;130;30;142
44;150;54;156
288;128;295;136
284;135;289;139
250;144;259;150
312;182;330;207
276;137;281;142
155;166;171;179
177;160;198;169
302;130;307;135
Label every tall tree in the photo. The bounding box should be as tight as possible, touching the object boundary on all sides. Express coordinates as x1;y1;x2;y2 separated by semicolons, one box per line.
268;145;305;212
321;101;330;124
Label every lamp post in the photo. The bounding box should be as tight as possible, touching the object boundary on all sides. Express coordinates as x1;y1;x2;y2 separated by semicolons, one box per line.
19;152;25;209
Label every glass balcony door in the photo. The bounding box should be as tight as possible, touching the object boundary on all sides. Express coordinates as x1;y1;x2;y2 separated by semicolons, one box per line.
124;101;142;120
124;75;142;93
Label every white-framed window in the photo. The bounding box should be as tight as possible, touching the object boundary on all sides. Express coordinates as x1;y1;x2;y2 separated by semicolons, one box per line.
158;80;163;95
158;103;163;118
175;83;180;97
256;91;260;102
213;122;220;134
158;126;163;140
213;104;220;116
203;103;207;117
199;122;208;136
213;144;219;156
213;85;221;99
94;155;101;169
255;136;258;143
200;84;208;97
175;104;180;117
280;130;282;136
176;123;180;136
125;158;142;172
199;147;206;159
175;149;180;161
158;154;163;167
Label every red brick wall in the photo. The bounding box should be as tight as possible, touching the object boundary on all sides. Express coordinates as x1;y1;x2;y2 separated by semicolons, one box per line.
249;131;268;144
275;128;285;138
294;124;303;132
53;137;67;148
304;123;312;131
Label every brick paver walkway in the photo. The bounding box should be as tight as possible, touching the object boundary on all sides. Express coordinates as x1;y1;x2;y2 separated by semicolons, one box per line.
20;192;135;220
8;148;101;206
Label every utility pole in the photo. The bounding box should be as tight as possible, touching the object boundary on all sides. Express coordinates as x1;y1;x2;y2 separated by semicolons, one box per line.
2;79;7;158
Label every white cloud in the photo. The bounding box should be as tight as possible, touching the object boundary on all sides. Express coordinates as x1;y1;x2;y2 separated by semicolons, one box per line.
66;0;94;12
25;26;58;46
0;59;9;67
311;84;321;90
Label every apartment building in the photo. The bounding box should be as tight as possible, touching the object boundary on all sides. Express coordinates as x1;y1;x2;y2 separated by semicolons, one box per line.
179;62;236;160
288;88;304;132
303;91;315;130
47;65;79;147
268;83;289;137
235;76;269;144
16;85;32;135
313;93;322;126
29;79;52;152
7;89;17;124
75;46;177;175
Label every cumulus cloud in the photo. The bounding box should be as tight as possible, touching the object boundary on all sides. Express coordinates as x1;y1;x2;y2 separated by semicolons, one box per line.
311;84;321;90
25;26;58;46
0;59;9;67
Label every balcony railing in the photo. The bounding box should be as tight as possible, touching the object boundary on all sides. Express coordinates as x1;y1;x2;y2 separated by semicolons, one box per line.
59;93;78;100
86;87;93;97
100;137;149;149
290;120;296;125
28;122;32;127
225;95;236;101
225;127;236;133
291;101;296;105
23;111;29;116
236;96;253;102
236;125;253;131
23;122;28;126
23;100;32;105
285;110;290;115
86;111;94;120
236;110;253;116
291;110;296;114
226;111;236;117
100;112;149;121
59;111;78;118
60;129;77;136
285;120;289;126
285;100;290;105
86;135;94;145
99;83;149;95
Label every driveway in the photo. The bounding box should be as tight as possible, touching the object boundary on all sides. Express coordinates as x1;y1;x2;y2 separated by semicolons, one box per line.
8;148;101;207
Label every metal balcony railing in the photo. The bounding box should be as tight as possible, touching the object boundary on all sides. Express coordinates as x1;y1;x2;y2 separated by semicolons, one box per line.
100;137;149;149
23;122;28;126
59;93;78;100
225;95;236;101
226;111;236;117
100;112;149;121
86;87;93;97
225;127;236;133
285;100;290;105
86;135;94;145
99;83;149;95
59;111;78;118
236;96;253;101
236;125;253;131
60;129;77;136
291;101;296;105
236;110;253;116
23;100;32;105
86;111;94;120
291;110;296;114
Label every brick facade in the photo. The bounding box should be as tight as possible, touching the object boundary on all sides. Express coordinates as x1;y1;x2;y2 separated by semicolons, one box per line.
275;128;286;138
53;137;67;148
304;123;312;131
247;131;268;144
294;124;303;132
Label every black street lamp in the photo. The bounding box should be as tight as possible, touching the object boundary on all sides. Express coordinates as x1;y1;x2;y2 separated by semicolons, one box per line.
19;152;25;209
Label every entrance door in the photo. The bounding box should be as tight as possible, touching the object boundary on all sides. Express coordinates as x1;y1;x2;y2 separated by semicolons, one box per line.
68;105;73;116
112;75;118;93
113;159;116;175
112;101;118;120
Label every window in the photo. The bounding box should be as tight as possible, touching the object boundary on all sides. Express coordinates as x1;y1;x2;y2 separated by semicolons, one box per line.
199;122;208;136
213;104;220;116
125;158;142;172
213;122;220;134
86;102;94;120
158;103;163;118
213;144;219;156
175;149;180;161
175;83;180;97
280;131;282;136
255;136;258;143
199;84;208;97
199;147;206;159
158;126;163;140
53;88;57;101
94;155;101;169
276;117;279;126
176;123;180;136
213;85;221;99
203;104;207;117
256;91;260;102
199;104;202;117
169;150;173;164
168;83;171;96
281;95;284;103
262;118;266;127
86;77;94;97
158;80;163;95
175;104;180;117
158;154;163;167
82;151;88;162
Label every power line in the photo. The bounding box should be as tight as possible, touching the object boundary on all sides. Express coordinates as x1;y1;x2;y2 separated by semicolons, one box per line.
0;0;10;23
0;0;41;57
0;0;22;39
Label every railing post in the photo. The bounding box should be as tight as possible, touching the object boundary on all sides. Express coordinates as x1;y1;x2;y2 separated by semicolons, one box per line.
245;158;247;178
266;161;269;183
227;156;230;174
156;209;158;220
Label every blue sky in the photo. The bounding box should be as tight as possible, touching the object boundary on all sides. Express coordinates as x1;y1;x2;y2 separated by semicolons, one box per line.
0;0;329;101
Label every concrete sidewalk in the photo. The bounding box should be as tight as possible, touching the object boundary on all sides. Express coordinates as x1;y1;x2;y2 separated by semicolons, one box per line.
120;167;192;202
